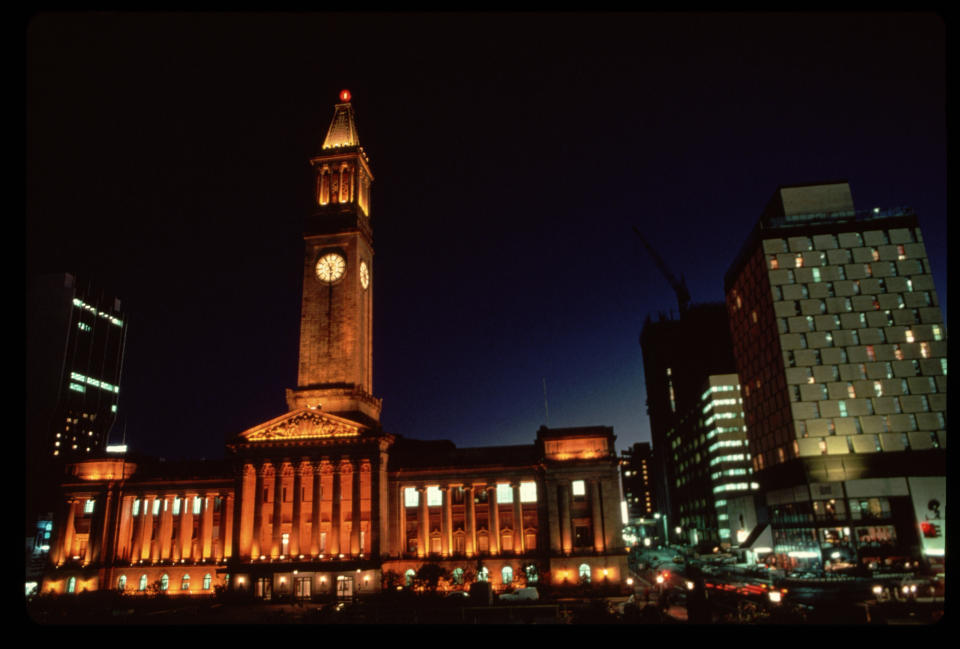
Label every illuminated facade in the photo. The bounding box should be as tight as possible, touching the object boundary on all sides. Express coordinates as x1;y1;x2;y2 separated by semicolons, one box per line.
724;181;947;573
41;92;628;598
620;442;656;520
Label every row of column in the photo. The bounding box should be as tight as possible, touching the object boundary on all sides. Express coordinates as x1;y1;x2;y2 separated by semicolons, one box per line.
546;478;608;555
399;482;528;557
126;491;232;564
243;457;371;560
54;489;232;567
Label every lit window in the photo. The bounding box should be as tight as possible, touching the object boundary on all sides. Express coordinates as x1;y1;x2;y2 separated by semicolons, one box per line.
77;322;91;332
403;487;419;508
160;574;169;591
519;481;537;503
173;498;181;515
894;346;904;361
181;574;190;591
426;486;442;507
67;577;76;594
502;566;514;584
897;245;906;260
203;574;212;590
920;342;930;358
838;401;848;417
932;325;942;341
572;480;586;497
866;346;876;361
905;329;915;343
139;575;148;591
871;248;880;261
812;268;821;282
132;499;140;516
579;564;592;583
153;500;161;516
117;575;127;591
84;499;95;514
768;256;779;270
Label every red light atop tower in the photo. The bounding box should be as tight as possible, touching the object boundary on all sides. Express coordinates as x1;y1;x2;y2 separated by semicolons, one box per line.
339;89;351;102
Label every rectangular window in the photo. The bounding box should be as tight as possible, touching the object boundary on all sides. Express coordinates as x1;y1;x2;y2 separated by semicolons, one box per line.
519;481;537;503
153;500;161;516
572;480;586;497
426;486;442;507
403;487;419;508
173;497;181;515
132;499;140;516
84;499;95;514
194;497;202;515
496;483;513;504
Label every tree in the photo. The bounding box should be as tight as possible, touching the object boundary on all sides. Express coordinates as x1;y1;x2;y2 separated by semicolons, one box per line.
415;563;448;592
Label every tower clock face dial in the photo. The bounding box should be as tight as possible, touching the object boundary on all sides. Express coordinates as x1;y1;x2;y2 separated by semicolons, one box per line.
360;260;370;289
315;252;346;283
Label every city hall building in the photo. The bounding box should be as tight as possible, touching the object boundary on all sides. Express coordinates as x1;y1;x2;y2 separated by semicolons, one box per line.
40;92;628;599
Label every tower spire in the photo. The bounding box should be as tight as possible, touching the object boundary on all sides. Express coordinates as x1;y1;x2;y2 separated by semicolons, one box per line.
322;89;360;150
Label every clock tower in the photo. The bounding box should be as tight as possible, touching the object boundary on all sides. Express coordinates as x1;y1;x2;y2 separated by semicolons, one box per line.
286;90;381;426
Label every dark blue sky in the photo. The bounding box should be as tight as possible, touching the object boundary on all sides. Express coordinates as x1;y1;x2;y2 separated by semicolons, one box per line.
27;12;947;461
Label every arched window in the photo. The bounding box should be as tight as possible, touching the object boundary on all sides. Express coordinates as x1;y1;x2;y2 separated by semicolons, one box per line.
501;566;513;585
478;566;489;582
203;574;212;590
181;574;190;591
452;568;464;585
139;574;148;591
404;569;416;587
525;564;539;584
578;563;591;584
117;575;127;591
67;576;76;593
160;574;169;591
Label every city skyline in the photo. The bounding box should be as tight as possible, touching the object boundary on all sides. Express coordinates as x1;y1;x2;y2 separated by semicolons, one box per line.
27;12;946;461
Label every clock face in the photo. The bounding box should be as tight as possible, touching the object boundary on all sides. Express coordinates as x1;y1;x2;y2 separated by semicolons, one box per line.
360;260;370;289
316;252;346;283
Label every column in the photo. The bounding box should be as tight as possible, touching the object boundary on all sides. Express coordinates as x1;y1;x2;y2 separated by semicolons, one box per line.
545;479;561;553
150;497;162;562
157;495;174;561
129;497;145;563
291;463;303;557
94;491;114;564
271;464;284;557
440;485;451;556
171;495;182;562
251;464;265;559
590;479;605;553
201;493;214;559
398;485;407;555
60;499;78;563
180;492;197;559
222;492;234;561
143;496;156;561
417;486;428;557
351;460;361;555
310;462;322;555
330;461;341;556
488;485;500;555
512;482;524;554
234;465;251;560
559;482;572;554
465;486;476;556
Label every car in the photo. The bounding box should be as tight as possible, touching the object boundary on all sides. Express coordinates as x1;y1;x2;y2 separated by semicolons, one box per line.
499;587;539;602
672;556;685;564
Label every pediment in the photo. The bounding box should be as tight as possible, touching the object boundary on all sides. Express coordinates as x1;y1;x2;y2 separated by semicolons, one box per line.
238;408;365;443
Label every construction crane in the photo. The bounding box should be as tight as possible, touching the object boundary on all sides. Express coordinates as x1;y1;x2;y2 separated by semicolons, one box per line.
632;225;691;315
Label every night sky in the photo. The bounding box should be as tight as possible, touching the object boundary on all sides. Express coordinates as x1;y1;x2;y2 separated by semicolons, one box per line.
27;13;947;462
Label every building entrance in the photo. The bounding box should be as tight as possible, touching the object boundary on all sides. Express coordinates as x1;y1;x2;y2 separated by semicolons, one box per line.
336;575;353;600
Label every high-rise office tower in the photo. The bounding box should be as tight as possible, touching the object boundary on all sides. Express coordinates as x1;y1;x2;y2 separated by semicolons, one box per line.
639;303;738;535
724;181;946;573
27;273;127;467
620;442;657;521
26;273;127;592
